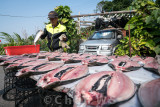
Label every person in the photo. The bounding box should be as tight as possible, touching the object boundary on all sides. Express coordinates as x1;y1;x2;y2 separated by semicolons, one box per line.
40;11;69;52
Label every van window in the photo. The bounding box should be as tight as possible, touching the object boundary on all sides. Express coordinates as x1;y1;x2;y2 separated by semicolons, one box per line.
90;31;115;39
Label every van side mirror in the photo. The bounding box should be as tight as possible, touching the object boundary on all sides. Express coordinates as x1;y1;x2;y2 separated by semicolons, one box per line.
117;35;122;39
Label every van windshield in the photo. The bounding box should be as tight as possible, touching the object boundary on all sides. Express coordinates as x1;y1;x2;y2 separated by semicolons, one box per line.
89;31;115;40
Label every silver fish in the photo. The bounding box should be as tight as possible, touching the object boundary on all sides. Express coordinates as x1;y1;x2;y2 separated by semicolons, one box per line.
34;30;44;45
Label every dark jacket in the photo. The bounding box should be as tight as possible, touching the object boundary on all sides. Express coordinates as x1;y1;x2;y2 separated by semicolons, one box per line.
41;23;67;51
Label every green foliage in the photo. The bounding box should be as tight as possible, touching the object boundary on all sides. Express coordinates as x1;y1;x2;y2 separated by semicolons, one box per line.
112;0;133;11
115;0;160;56
0;44;10;55
0;32;15;45
36;38;49;52
54;5;81;53
131;0;158;15
97;0;133;12
96;1;112;12
156;0;160;7
115;36;155;56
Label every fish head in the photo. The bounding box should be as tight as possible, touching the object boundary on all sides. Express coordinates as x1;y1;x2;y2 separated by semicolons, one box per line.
74;91;83;106
5;63;18;70
37;76;50;88
0;61;8;66
37;75;59;88
15;69;26;76
15;67;31;77
81;90;106;106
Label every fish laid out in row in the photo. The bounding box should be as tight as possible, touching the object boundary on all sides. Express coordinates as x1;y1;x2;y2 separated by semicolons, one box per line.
108;60;141;72
37;65;89;89
108;55;160;74
16;62;64;77
0;53;159;107
0;56;29;66
74;71;137;107
143;58;160;74
0;53;159;76
138;78;160;107
5;58;39;70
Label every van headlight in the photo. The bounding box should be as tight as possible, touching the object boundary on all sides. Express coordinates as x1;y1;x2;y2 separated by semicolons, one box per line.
101;45;112;50
79;45;85;50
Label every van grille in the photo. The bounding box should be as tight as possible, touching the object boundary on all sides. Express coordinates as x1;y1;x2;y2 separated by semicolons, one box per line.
86;46;99;50
85;51;97;55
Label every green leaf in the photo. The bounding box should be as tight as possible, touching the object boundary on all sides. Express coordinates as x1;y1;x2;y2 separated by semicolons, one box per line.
61;18;69;23
145;39;156;50
152;9;160;19
154;37;160;44
124;24;135;30
141;2;145;6
147;1;156;7
157;17;160;24
153;45;160;55
145;16;152;24
149;30;160;36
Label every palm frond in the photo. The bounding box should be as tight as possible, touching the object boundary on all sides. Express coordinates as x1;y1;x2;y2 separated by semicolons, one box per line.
0;32;15;43
14;32;23;42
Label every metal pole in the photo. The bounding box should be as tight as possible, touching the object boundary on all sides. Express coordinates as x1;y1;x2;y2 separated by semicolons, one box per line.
77;12;81;34
71;10;136;18
128;24;131;57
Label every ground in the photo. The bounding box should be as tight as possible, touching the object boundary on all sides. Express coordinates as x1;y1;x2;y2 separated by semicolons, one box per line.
0;66;14;107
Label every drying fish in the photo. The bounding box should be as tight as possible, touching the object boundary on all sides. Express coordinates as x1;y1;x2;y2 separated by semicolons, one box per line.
0;56;18;62
130;55;144;62
107;55;117;61
0;57;27;66
67;53;81;57
16;62;64;77
74;71;136;107
36;52;52;59
140;57;156;65
143;61;160;75
108;60;122;71
138;78;160;107
93;58;108;64
140;57;160;74
34;30;44;45
82;58;108;66
116;55;130;61
37;65;89;89
5;58;37;70
61;57;82;64
80;53;91;58
61;52;69;57
48;56;61;61
47;52;61;61
18;59;48;67
108;60;141;72
5;59;35;70
37;65;78;88
22;53;38;58
156;55;160;64
6;59;48;70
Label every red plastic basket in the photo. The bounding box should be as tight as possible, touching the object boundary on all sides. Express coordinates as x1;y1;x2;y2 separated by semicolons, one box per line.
4;45;40;56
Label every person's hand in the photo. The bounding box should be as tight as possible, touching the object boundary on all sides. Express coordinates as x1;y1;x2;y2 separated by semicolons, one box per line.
59;34;66;41
62;37;66;41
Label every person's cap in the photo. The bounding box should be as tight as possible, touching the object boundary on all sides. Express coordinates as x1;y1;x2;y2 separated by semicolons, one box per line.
48;11;58;18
